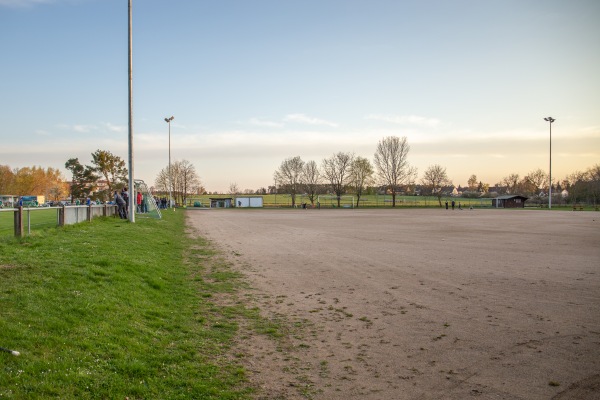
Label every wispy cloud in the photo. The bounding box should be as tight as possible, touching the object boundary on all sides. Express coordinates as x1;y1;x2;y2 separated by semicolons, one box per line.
104;122;126;133
283;113;339;128
247;118;284;128
365;114;441;128
56;122;125;134
0;0;55;7
73;124;97;133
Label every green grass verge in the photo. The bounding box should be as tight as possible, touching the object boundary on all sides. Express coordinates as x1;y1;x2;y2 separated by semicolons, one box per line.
184;194;587;210
0;209;59;237
185;194;489;208
0;211;266;399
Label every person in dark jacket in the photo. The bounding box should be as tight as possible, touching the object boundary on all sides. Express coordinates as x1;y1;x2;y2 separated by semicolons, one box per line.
114;191;127;219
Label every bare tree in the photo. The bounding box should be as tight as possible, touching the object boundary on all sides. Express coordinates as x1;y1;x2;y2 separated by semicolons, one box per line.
467;174;478;190
229;182;240;195
501;173;520;194
155;160;202;205
517;176;538;196
565;170;587;204
524;168;548;192
350;156;374;207
477;181;489;194
567;164;600;206
154;168;169;194
321;152;354;207
373;136;417;207
176;160;201;205
274;156;305;207
301;160;321;206
421;164;452;207
587;164;600;206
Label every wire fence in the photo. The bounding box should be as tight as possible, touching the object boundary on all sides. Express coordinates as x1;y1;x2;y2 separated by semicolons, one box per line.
0;205;118;238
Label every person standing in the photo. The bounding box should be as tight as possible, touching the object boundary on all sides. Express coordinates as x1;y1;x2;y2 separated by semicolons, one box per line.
121;188;129;218
451;200;455;210
114;191;127;219
136;190;143;213
445;201;448;210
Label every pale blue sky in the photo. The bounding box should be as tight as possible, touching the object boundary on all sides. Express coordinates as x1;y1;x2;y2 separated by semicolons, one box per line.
1;0;598;192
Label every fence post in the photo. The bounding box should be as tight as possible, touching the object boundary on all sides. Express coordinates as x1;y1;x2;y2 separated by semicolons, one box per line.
103;204;107;217
87;204;92;222
59;205;65;227
14;206;23;237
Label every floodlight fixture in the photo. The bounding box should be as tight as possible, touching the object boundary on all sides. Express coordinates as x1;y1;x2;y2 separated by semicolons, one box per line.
544;117;556;209
165;116;175;209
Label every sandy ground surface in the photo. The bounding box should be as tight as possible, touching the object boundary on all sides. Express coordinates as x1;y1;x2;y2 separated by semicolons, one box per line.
186;209;600;400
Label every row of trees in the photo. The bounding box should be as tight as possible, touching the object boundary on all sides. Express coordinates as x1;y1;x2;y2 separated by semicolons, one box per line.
564;165;600;205
495;165;600;205
0;165;68;201
273;135;600;207
2;141;598;208
274;136;422;207
67;150;205;206
0;151;125;204
1;149;205;206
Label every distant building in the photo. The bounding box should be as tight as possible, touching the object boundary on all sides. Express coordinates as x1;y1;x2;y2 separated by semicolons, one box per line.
492;195;528;208
0;195;18;207
235;197;264;208
209;198;233;208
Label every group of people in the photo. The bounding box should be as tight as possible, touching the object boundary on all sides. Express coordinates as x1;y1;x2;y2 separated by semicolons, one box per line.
114;188;154;219
156;197;171;209
445;200;472;210
445;200;462;210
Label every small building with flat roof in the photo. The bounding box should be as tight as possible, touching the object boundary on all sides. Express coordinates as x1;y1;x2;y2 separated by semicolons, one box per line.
492;195;528;208
209;198;233;208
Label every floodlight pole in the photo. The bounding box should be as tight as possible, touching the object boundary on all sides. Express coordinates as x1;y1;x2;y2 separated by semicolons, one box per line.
165;116;174;209
544;117;555;209
127;0;135;222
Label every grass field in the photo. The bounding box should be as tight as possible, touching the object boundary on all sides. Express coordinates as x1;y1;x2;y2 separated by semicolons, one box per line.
185;194;492;208
0;208;60;237
0;211;281;399
183;193;583;210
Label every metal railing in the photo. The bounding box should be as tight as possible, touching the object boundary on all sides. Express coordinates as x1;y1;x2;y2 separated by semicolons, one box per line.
0;204;118;237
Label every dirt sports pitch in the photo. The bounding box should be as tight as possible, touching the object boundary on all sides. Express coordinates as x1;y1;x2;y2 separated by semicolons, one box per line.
187;209;600;400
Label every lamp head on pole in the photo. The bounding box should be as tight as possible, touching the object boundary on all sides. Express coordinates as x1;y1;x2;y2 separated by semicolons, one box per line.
544;117;555;123
164;116;174;123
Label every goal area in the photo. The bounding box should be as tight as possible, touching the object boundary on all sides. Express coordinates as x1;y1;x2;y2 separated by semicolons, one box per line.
134;179;162;219
317;195;355;209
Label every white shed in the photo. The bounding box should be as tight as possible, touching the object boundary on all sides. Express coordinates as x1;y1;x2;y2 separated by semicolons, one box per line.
235;197;264;208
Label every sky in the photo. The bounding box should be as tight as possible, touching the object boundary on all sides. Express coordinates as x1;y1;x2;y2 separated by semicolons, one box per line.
1;0;599;193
